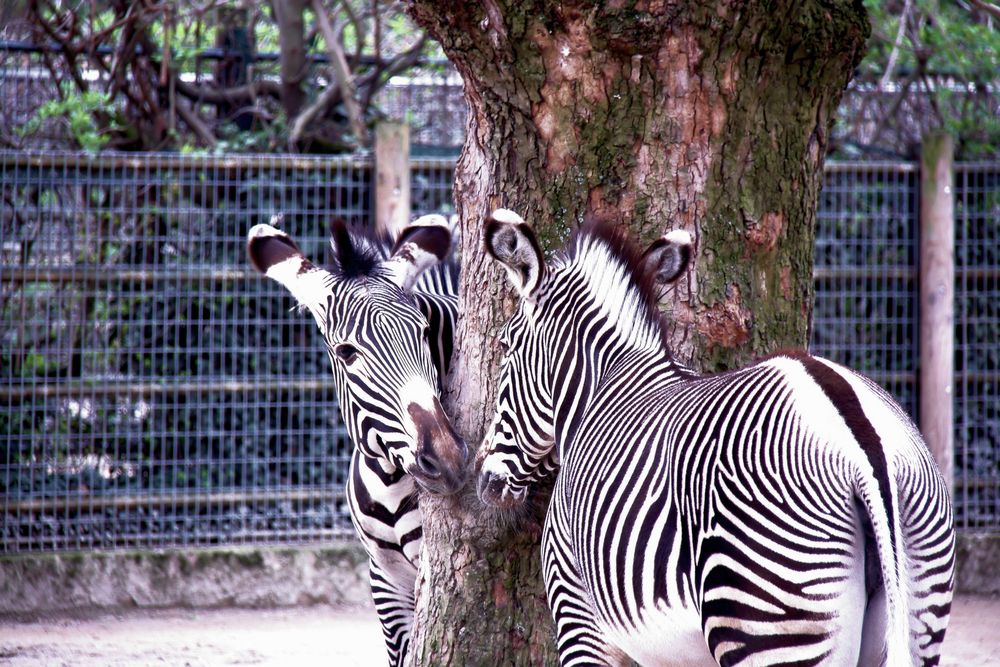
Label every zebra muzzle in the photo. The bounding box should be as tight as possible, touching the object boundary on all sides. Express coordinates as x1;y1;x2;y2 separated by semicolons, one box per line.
406;402;468;495
476;470;523;508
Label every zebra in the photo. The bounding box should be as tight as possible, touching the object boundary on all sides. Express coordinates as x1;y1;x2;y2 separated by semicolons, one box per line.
247;214;466;666
476;209;954;666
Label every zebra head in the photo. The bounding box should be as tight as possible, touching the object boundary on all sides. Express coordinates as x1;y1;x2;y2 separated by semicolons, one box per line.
247;217;468;495
477;209;692;507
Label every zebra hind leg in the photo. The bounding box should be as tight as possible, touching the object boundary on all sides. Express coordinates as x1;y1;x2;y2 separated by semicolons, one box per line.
368;559;416;667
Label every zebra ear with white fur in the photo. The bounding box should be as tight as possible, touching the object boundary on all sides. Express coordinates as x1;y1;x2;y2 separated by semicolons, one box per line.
247;219;334;317
641;230;692;289
484;209;545;299
382;214;453;291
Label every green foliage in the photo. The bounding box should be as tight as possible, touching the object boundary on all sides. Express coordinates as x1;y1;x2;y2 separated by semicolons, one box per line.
20;89;121;152
19;1;433;153
851;0;1000;158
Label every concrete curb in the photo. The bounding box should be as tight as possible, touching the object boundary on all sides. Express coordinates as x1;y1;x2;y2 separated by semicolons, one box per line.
0;542;372;617
1;533;996;617
955;533;1000;595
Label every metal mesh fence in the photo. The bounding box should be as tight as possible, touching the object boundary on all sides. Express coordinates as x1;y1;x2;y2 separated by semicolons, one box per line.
811;163;920;418
411;158;457;217
1;153;997;553
0;41;66;149
377;66;466;153
954;164;1000;531
1;152;375;551
812;161;1000;532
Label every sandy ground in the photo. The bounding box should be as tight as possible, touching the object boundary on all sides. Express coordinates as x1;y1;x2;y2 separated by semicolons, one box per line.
1;595;998;666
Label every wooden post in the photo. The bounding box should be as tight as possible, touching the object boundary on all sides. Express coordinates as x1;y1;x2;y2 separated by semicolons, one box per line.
919;131;955;494
375;121;410;238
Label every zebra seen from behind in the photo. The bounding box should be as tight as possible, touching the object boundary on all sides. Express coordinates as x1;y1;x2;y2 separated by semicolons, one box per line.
477;209;954;666
247;215;466;666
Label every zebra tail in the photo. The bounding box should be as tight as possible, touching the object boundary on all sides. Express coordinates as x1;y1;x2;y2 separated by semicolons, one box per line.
853;467;912;667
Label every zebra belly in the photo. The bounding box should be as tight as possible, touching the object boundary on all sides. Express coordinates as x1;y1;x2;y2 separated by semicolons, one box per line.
599;604;715;667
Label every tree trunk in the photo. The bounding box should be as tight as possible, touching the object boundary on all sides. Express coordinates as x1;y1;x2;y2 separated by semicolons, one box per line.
272;0;308;120
405;2;869;664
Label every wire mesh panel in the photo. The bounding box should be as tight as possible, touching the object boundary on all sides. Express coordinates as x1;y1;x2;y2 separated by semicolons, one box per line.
3;152;999;554
411;158;456;218
811;162;920;418
1;152;372;552
378;64;466;153
954;164;1000;531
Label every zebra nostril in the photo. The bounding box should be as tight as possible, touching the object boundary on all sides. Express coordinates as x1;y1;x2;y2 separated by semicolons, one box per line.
416;452;442;478
477;471;506;505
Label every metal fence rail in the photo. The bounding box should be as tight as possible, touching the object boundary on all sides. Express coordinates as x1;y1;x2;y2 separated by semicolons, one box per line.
1;152;998;553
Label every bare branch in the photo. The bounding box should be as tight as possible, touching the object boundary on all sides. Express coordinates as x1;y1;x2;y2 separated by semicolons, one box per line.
359;34;427;111
880;0;912;90
308;0;369;143
966;0;1000;21
175;79;282;105
288;76;343;146
175;101;217;147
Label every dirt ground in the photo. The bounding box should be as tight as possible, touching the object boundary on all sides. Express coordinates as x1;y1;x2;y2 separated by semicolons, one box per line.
1;595;998;666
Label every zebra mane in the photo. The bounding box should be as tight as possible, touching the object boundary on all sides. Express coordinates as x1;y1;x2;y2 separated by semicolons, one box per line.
560;219;669;349
328;218;391;280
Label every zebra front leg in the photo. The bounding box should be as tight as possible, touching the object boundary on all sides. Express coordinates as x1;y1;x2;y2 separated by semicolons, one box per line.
543;519;628;666
368;558;416;667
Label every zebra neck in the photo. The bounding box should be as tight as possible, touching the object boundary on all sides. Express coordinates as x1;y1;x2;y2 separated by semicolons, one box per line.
552;341;683;452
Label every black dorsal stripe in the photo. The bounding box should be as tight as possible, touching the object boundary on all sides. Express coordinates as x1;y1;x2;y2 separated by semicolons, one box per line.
796;354;897;562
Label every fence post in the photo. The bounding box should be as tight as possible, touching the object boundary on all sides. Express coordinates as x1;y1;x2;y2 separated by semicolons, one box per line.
375;121;410;238
919;131;955;494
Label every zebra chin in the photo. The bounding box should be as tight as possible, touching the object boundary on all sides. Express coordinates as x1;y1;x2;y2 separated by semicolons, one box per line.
476;470;526;508
407;462;467;496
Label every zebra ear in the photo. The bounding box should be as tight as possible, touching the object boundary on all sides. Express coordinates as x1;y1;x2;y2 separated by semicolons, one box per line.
247;221;334;313
382;214;453;291
484;209;545;299
641;230;692;289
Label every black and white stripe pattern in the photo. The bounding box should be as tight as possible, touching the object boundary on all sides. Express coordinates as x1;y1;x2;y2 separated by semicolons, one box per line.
479;211;954;666
248;215;463;666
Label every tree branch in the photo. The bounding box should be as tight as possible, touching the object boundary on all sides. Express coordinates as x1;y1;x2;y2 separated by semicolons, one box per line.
309;0;369;143
359;34;427;112
288;75;343;147
880;0;912;90
175;101;216;147
966;0;1000;22
174;78;282;105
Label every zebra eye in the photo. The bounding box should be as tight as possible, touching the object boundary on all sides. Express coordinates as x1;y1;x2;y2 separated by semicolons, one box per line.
422;325;431;342
334;343;359;365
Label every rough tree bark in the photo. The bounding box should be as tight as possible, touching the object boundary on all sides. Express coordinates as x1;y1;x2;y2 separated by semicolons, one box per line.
404;2;869;664
273;0;309;119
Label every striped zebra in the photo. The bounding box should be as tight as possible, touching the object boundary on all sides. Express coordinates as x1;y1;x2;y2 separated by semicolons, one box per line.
247;215;465;666
477;209;954;666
